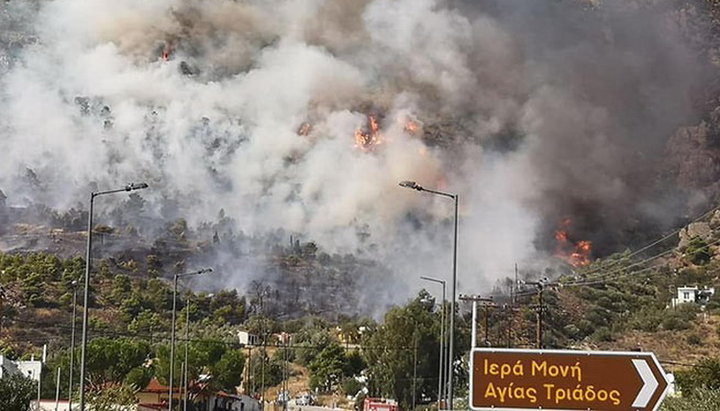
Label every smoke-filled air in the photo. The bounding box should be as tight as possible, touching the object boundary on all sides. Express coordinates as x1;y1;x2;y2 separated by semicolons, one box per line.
0;0;709;306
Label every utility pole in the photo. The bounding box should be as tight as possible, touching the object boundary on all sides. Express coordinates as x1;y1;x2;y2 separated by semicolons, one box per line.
68;280;78;411
459;295;495;348
502;304;520;348
513;263;518;305
536;289;543;349
519;278;558;349
412;333;417;410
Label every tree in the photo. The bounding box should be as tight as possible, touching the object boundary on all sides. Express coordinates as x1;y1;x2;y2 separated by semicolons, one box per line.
211;349;246;391
676;358;720;395
363;291;441;408
85;338;151;384
247;349;284;393
0;371;36;411
309;343;346;392
686;237;712;265
85;383;138;411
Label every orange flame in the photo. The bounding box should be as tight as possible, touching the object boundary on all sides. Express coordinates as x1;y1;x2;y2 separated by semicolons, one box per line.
354;115;382;151
162;43;174;61
554;218;592;267
403;118;421;135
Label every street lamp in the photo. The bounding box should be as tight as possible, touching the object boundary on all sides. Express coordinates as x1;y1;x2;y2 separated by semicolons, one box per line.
79;182;148;411
400;180;458;407
183;290;213;411
420;276;447;410
169;268;213;411
68;279;78;411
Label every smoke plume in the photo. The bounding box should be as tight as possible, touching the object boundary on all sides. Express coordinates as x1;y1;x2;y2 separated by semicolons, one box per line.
0;0;708;305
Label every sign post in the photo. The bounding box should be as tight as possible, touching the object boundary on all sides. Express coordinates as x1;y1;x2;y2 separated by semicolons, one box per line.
470;348;669;411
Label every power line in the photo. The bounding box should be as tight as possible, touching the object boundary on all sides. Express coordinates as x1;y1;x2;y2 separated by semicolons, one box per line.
564;235;720;288
4;317;419;352
573;202;720;279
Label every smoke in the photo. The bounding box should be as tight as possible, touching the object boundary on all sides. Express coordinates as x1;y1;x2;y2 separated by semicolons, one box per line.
0;0;707;306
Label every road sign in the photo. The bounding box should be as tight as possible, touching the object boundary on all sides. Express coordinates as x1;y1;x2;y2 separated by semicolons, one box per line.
470;348;669;411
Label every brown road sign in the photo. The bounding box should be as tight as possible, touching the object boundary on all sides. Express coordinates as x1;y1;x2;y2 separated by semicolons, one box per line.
470;348;669;411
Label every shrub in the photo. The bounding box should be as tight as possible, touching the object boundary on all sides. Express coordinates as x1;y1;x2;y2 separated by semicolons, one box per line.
686;237;712;265
661;388;720;411
687;334;702;345
590;326;613;342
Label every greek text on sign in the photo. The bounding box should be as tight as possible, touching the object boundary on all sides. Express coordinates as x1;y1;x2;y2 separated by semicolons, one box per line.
470;348;669;411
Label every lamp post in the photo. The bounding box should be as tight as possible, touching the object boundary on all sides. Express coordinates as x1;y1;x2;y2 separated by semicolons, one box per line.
420;276;446;410
183;302;191;411
169;268;213;411
400;180;458;408
68;280;78;411
182;291;213;411
79;182;148;411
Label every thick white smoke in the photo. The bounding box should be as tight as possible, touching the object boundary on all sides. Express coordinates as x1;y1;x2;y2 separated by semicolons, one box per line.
0;0;704;303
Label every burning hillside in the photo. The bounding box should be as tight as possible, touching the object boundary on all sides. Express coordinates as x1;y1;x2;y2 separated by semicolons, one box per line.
0;0;715;299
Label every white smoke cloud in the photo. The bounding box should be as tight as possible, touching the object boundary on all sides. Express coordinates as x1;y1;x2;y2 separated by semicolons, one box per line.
0;0;704;305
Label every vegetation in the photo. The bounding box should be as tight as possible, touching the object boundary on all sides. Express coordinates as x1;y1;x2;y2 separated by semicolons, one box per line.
4;201;720;408
0;372;36;411
661;389;720;411
85;383;138;411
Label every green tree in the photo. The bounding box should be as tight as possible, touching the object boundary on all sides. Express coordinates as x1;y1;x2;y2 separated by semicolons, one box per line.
676;358;720;395
308;343;346;392
211;349;246;391
86;383;138;411
686;237;712;265
363;290;442;408
85;338;151;384
247;349;284;393
0;371;36;411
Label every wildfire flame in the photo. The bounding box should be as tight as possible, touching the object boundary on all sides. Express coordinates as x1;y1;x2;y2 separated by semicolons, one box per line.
554;218;592;267
354;114;382;151
403;118;421;135
161;43;174;61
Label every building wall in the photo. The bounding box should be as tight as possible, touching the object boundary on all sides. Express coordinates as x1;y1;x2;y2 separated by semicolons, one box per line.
0;355;41;382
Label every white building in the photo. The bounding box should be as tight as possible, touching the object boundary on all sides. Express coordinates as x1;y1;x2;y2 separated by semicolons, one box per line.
671;286;715;308
237;331;259;346
206;392;261;411
0;354;42;381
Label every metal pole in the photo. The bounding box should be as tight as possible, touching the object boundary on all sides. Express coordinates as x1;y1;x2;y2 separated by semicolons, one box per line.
419;276;446;409
68;283;77;411
261;321;266;403
513;264;518;305
484;305;489;345
55;367;61;411
37;366;42;411
412;336;418;410
248;346;253;394
401;182;457;409
471;300;477;349
169;274;178;411
78;183;148;411
183;301;190;411
439;283;445;410
78;193;94;411
537;287;543;349
448;194;458;408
